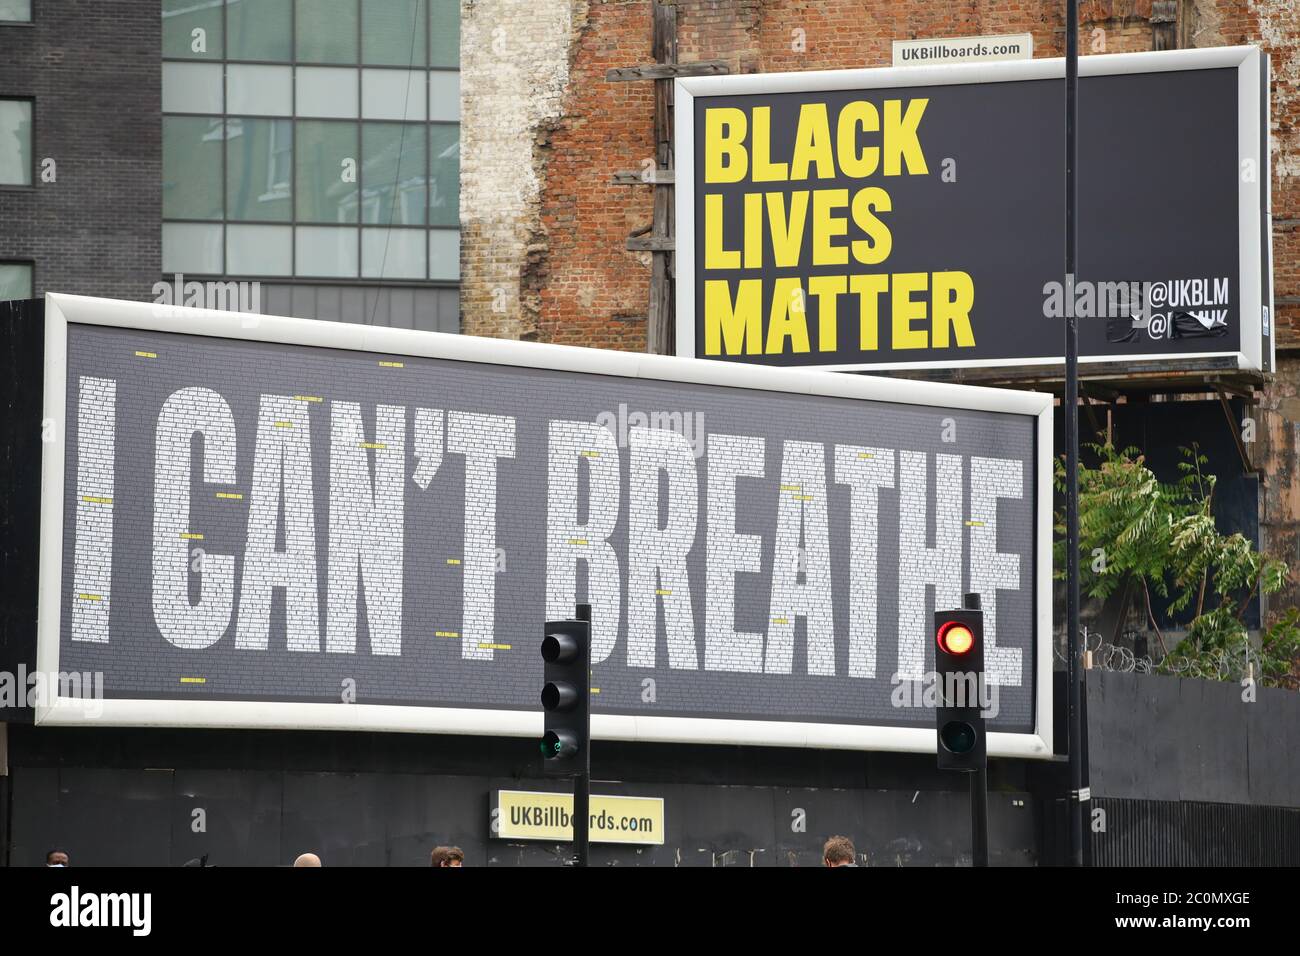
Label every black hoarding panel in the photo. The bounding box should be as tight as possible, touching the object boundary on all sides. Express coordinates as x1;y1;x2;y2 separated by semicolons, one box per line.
1247;685;1300;809
169;769;282;867
1176;677;1250;805
0;299;45;723
1086;670;1181;803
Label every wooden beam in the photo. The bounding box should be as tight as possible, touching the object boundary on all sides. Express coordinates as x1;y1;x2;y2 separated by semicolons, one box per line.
628;236;675;252
606;60;727;82
611;169;675;185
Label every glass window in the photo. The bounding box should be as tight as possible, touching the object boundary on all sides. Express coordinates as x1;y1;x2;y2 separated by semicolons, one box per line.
428;70;458;122
296;225;358;277
0;1;32;23
296;66;359;118
162;62;223;114
227;224;292;275
296;120;359;223
227;64;292;116
363;0;425;67
0;99;32;185
429;229;458;280
163;0;459;287
428;124;458;227
429;0;458;68
296;0;358;64
163;223;224;274
362;69;426;122
163;0;223;59
227;118;292;221
362;122;425;226
163;117;225;220
362;228;426;279
226;0;292;62
0;262;33;300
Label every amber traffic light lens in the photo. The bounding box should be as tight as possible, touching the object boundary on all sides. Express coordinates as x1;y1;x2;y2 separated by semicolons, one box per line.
937;622;975;655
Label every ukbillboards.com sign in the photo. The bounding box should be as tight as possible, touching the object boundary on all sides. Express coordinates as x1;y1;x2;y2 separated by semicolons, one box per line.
676;46;1273;374
25;293;1052;757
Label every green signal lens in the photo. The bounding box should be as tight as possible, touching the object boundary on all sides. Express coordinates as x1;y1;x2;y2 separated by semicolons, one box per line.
940;721;977;755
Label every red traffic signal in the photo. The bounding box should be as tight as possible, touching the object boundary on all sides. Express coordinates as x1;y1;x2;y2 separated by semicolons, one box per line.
937;620;976;656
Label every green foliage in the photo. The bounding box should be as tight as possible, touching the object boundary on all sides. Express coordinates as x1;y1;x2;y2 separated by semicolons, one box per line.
1056;441;1294;687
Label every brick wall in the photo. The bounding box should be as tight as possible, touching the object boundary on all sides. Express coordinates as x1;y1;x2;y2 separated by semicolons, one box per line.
0;0;162;301
457;0;1299;352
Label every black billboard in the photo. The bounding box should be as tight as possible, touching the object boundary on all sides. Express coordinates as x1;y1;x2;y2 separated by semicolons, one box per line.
677;47;1272;374
22;295;1054;756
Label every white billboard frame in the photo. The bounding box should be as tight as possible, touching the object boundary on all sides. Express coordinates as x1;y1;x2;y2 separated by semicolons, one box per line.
674;45;1271;374
36;292;1055;759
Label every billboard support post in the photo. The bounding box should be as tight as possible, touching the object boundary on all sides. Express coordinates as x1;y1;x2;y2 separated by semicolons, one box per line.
1064;0;1086;868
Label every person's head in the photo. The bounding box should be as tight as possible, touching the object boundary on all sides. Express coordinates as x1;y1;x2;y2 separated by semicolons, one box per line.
46;850;69;867
822;836;855;867
430;846;464;867
293;852;322;868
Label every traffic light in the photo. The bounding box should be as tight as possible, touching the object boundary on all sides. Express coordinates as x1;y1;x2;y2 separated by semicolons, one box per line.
540;619;590;776
933;595;987;772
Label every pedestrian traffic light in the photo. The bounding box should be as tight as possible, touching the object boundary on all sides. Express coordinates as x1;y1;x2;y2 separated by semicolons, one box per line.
934;594;987;772
540;619;590;776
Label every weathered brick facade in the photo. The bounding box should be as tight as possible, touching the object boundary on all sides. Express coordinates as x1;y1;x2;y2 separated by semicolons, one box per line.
460;0;1300;353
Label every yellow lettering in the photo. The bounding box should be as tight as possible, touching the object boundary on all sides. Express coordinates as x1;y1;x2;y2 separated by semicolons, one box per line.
883;99;928;176
743;193;763;268
891;272;929;349
750;107;789;182
705;108;748;183
850;186;892;265
851;274;888;351
808;275;846;353
790;103;835;180
932;271;976;348
811;189;849;266
837;101;880;178
766;191;809;268
705;279;763;355
766;278;811;354
704;194;740;269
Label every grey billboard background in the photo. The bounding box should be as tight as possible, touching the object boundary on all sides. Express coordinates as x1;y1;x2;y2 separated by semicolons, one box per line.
60;323;1036;732
693;67;1242;366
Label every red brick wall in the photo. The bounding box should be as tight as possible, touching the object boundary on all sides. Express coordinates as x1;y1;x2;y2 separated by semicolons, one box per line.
513;0;1299;352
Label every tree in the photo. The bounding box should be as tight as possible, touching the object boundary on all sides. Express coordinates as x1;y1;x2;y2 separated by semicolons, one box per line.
1054;442;1294;687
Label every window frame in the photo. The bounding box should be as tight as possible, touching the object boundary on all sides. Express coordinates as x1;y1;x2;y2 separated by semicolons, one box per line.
0;259;36;300
161;0;458;284
0;95;36;189
0;0;34;27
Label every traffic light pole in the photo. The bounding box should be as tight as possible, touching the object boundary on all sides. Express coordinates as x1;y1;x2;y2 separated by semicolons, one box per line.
970;768;989;867
963;592;989;867
573;602;592;868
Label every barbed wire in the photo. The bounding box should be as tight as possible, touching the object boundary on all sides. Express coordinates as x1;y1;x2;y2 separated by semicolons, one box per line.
1053;625;1258;681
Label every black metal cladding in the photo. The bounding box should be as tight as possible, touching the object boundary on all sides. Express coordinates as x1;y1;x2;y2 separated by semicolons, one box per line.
1090;797;1300;866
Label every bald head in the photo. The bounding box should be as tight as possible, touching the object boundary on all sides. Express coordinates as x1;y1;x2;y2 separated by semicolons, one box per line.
293;852;322;867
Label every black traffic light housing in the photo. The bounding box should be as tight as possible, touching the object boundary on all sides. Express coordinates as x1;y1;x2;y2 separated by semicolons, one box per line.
933;594;987;772
541;618;590;777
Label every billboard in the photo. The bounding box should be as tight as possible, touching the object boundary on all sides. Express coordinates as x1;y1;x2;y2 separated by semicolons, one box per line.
675;46;1273;374
30;294;1052;757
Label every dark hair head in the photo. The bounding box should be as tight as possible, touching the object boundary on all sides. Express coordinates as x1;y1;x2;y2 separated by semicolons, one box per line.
430;846;465;867
823;836;855;865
